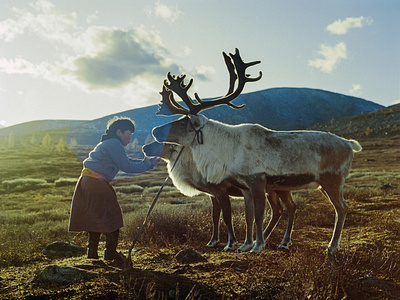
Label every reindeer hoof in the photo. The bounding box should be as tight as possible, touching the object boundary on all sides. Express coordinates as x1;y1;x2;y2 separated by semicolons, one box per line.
238;243;253;252
206;240;219;248
278;241;292;250
222;241;238;252
325;245;339;256
250;242;264;254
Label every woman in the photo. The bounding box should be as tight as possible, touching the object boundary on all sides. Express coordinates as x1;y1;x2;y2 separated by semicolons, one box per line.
69;117;158;261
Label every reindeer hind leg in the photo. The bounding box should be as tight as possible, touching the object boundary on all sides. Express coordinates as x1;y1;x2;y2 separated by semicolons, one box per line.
276;191;296;250
263;191;284;243
320;173;348;255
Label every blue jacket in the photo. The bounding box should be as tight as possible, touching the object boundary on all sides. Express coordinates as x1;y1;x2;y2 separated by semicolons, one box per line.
83;138;151;181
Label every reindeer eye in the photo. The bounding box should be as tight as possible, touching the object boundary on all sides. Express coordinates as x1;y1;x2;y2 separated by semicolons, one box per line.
180;118;188;128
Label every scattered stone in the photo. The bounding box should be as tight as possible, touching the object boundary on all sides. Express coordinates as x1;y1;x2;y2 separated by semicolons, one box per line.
221;260;248;268
35;265;97;285
175;249;207;264
170;200;185;205
221;260;248;272
381;183;397;190
356;184;375;188
42;242;86;258
359;276;393;290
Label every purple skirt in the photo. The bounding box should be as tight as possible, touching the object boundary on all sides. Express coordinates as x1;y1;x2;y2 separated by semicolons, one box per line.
68;176;123;233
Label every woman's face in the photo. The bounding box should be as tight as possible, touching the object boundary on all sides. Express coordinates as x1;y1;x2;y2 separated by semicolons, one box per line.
117;129;133;146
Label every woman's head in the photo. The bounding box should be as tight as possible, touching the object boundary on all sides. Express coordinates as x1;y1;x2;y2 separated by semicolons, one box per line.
102;117;135;145
106;117;135;134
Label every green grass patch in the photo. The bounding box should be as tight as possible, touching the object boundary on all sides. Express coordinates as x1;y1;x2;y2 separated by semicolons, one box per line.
2;178;52;193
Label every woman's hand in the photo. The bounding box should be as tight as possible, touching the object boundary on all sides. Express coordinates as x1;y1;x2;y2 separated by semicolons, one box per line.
145;157;160;170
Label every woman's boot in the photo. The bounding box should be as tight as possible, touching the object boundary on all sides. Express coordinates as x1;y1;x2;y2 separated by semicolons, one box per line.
105;230;125;262
87;232;100;259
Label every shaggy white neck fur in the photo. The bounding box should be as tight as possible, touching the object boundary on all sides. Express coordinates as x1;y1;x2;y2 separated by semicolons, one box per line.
164;150;201;197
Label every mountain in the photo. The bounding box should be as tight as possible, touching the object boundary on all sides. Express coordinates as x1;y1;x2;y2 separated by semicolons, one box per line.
310;103;400;138
0;87;383;146
0;120;86;135
200;87;382;130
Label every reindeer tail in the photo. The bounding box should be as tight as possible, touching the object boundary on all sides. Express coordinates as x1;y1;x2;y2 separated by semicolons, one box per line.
349;139;362;152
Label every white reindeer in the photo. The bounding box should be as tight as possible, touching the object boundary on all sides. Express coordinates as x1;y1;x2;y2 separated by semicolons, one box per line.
143;141;296;252
152;49;362;254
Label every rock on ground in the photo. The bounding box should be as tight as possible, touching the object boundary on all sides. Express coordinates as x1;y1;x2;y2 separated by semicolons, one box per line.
42;242;86;258
175;249;207;264
35;265;97;285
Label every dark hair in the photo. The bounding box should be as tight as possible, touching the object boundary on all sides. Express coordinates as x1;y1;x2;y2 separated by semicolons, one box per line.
101;117;135;142
107;117;135;134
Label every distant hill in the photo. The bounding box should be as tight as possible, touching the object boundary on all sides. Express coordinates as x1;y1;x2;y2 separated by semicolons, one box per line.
0;87;383;146
0;120;86;135
310;103;400;138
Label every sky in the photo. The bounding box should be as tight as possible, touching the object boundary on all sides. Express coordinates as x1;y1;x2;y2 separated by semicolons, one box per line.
0;0;399;127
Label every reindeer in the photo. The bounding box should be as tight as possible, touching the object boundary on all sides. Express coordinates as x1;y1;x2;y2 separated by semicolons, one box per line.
143;141;296;252
152;48;362;254
143;141;239;251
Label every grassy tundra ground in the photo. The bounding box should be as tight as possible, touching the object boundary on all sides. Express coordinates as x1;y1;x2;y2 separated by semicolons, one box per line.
0;135;399;299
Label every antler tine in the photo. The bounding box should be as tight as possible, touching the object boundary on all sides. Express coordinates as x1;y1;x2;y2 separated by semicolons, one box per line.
194;51;237;106
157;49;261;116
230;48;262;84
164;72;198;112
156;85;190;116
192;48;262;114
223;51;237;96
221;51;246;110
192;51;245;112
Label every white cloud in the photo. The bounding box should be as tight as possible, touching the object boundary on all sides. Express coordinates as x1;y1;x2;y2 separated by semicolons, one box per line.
349;84;362;97
0;17;24;42
308;42;347;73
327;16;373;35
62;26;182;89
0;0;78;45
192;65;216;81
0;58;37;75
86;11;98;24
150;1;182;23
0;1;209;108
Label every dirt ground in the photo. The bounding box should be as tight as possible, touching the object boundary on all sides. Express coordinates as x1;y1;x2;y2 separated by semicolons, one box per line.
1;136;399;299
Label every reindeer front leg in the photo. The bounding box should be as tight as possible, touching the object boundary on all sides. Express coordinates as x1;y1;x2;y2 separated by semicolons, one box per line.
238;189;255;252
217;193;238;251
251;187;266;253
206;196;221;248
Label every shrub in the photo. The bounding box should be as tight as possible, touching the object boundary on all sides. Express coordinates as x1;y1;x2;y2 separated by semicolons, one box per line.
115;184;144;194
54;177;78;187
142;185;177;195
123;203;212;247
2;178;52;192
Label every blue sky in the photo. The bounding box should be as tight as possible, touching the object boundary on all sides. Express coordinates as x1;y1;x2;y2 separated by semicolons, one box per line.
1;0;399;126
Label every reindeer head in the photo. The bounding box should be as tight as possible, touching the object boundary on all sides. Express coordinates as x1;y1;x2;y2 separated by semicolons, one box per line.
152;48;262;146
142;141;181;161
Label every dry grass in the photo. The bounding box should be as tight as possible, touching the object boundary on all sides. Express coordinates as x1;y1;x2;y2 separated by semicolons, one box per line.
0;137;399;299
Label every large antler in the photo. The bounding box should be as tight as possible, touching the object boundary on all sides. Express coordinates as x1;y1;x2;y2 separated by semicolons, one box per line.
157;48;262;116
